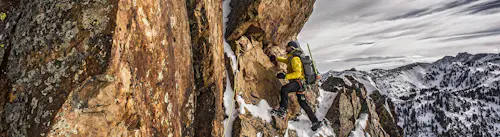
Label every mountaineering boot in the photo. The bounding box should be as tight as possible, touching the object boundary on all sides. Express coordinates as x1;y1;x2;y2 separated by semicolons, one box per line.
311;121;323;131
270;107;287;118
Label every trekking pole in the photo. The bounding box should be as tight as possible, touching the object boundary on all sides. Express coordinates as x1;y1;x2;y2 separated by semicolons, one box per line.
307;43;319;75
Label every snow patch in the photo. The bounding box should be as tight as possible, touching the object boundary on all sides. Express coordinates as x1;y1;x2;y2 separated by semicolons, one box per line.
236;94;273;122
285;88;337;137
223;70;237;137
383;99;394;119
222;0;235;136
491;70;500;75
223;0;237;72
287;114;336;137
356;76;378;96
349;113;370;137
341;76;353;86
315;88;338;121
475;67;485;72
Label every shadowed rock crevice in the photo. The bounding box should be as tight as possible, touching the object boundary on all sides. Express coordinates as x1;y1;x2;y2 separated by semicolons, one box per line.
192;84;216;136
186;0;225;136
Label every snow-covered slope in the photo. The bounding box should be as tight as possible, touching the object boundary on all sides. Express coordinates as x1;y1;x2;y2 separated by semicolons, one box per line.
323;52;500;137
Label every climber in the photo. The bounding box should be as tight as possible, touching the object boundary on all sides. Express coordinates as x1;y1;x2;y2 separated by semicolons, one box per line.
269;41;322;131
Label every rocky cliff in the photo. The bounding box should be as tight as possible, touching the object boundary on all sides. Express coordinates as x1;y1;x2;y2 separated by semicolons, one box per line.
321;76;403;137
0;0;225;136
0;0;403;137
224;0;317;136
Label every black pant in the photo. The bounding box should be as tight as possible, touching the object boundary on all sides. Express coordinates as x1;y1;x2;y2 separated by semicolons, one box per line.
279;81;319;123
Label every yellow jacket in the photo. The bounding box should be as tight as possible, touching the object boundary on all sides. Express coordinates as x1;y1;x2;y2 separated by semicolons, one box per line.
277;50;305;80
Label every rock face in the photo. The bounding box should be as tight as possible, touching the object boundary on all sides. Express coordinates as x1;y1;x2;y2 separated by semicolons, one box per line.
0;0;224;136
0;0;319;136
226;0;315;47
369;91;403;137
232;114;282;137
225;0;316;136
186;0;226;137
322;75;403;137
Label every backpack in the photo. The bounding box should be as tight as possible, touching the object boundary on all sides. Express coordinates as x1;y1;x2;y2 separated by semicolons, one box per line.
290;50;318;85
300;55;318;85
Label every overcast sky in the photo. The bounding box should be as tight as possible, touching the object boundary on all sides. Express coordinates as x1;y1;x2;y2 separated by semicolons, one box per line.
298;0;500;72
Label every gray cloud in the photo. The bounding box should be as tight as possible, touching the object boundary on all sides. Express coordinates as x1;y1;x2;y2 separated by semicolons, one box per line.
339;56;406;62
466;0;500;14
298;0;500;72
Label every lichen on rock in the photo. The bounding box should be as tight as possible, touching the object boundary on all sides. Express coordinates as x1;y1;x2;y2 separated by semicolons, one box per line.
0;0;201;136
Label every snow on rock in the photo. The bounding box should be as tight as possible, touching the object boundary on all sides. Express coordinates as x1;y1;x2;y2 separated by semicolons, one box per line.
349;113;369;137
285;87;337;137
223;70;237;137
383;99;394;119
356;75;379;96
223;0;237;71
222;0;235;136
321;70;380;96
316;88;338;121
492;70;500;75
235;94;273;122
287;114;336;137
257;132;263;137
342;76;353;87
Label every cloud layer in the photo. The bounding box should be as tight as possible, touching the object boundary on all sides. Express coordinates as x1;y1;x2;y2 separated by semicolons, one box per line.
298;0;500;72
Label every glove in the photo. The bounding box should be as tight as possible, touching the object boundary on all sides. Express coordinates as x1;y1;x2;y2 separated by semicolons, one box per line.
269;55;276;61
270;55;278;66
277;73;286;79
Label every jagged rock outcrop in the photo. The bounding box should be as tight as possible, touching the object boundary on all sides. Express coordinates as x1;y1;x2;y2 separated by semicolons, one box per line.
225;0;316;136
322;75;403;137
0;0;224;136
369;91;402;137
226;0;315;47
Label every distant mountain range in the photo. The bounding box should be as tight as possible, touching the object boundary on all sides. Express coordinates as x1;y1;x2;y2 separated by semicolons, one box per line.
321;52;500;137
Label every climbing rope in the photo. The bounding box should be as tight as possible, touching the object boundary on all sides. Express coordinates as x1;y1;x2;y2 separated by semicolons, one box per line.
222;72;237;137
222;42;242;137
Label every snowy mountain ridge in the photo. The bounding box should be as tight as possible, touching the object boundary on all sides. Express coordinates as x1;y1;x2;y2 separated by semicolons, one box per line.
321;52;500;137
